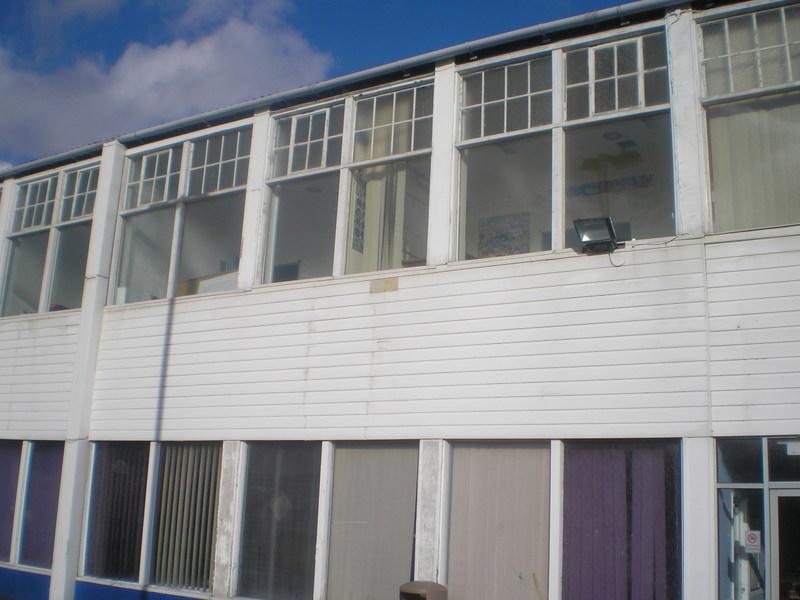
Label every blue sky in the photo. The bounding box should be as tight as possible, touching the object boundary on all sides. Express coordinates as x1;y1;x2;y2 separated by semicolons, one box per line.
0;0;622;169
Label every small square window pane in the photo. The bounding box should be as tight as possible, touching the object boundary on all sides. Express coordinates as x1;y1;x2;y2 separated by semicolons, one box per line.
152;178;165;203
530;55;552;91
167;174;180;200
292;144;308;172
238;128;251;156
617;75;638;108
276;119;292;147
462;107;481;140
703;22;728;59
506;97;528;131
234;158;249;187
170;148;182;173
507;63;528;97
64;173;76;197
393;122;412;154
13;209;23;231
329;105;345;136
62;198;74;221
464;74;482;106
126;184;139;209
307;140;323;169
310;112;326;140
643;32;668;68
207;136;222;164
760;47;789;86
617;42;638;75
203;164;220;194
595;79;616;113
705;57;731;96
530;93;552;126
140;180;153;205
23;208;33;228
757;10;785;47
326;137;342;167
373;125;392;158
567;85;590;120
77;171;89;194
484;68;505;102
192;140;208;168
155;152;168;177
732;51;759;91
395;90;413;121
645;70;669;105
222;132;238;161
484;102;504;136
769;438;800;481
74;197;84;219
791;44;800;81
294;116;310;143
273;148;289;177
219;161;235;189
729;15;756;52
32;203;43;226
355;99;374;130
128;158;142;182
44;202;54;226
415;85;434;117
354;131;372;161
566;49;589;84
143;155;156;179
595;47;615;79
375;94;394;126
85;192;96;215
413;117;432;150
189;169;203;196
788;7;800;43
717;438;763;483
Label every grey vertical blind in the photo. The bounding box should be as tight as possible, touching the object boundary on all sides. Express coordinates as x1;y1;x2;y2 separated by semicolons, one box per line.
447;442;550;600
326;441;419;600
0;440;22;562
85;442;150;580
151;442;221;591
238;442;321;600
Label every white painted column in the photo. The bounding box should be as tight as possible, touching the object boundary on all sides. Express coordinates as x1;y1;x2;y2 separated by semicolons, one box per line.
683;437;716;600
313;441;335;600
49;140;126;600
414;439;447;582
0;178;18;306
551;49;566;251
238;111;271;289
548;440;564;600
332;98;355;277
212;440;245;598
427;60;457;266
667;9;708;236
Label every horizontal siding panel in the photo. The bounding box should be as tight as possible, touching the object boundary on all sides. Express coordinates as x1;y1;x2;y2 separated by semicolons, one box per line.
712;389;800;406
706;234;800;260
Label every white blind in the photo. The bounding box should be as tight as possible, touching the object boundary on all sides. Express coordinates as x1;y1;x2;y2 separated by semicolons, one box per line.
326;441;418;600
447;442;550;600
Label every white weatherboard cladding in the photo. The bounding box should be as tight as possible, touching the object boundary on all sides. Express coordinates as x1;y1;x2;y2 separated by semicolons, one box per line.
707;232;800;436
91;240;712;440
0;312;79;437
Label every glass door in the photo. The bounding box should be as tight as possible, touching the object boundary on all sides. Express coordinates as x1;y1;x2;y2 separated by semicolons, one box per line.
770;489;800;600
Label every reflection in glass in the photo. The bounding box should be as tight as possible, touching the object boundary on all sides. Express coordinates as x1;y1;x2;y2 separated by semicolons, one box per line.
2;231;48;316
718;489;766;600
116;208;175;304
718;438;763;484
346;158;430;274
270;173;339;283
176;193;245;296
769;438;800;481
50;222;92;311
565;112;675;248
459;134;552;260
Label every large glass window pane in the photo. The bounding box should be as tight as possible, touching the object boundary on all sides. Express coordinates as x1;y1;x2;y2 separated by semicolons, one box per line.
565;112;675;248
718;489;766;600
49;222;91;311
707;92;800;232
563;440;681;600
768;438;800;481
270;173;339;283
238;442;321;600
447;442;550;600
19;441;63;568
176;193;245;296
2;231;48;316
718;438;763;483
326;442;418;600
346;158;430;274
460;134;552;260
0;441;22;562
116;209;175;304
151;442;221;591
85;442;149;581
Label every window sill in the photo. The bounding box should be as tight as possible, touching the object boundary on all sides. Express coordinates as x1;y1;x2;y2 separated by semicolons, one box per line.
0;562;51;575
0;308;82;323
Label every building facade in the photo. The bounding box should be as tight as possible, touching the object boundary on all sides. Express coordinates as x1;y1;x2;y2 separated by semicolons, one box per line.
1;0;799;599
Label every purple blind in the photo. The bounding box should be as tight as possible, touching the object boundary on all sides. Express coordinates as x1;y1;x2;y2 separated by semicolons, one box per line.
20;441;64;568
0;441;22;562
563;441;681;600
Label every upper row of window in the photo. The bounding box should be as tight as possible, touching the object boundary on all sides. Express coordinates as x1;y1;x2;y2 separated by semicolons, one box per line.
2;6;800;316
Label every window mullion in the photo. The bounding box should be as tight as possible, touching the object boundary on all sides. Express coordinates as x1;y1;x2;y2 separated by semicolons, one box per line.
331;96;356;277
552;48;566;251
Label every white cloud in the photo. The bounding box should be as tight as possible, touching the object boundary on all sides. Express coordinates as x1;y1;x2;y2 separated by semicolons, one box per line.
0;2;331;163
0;160;12;173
